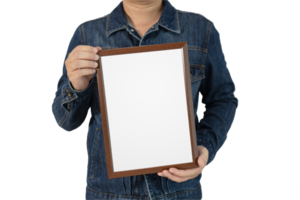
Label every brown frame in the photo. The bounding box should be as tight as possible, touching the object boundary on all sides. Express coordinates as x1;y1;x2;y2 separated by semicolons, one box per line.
96;41;198;179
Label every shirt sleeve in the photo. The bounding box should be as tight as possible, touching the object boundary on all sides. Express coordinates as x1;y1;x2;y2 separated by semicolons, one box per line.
196;20;239;165
52;23;94;131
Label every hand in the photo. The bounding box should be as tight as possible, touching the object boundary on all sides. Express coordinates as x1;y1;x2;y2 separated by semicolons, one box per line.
157;146;209;183
66;45;102;91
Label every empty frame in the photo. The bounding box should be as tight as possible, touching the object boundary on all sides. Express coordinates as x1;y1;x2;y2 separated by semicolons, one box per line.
96;42;198;179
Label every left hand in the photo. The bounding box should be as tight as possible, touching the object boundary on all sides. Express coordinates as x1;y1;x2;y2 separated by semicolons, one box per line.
157;145;209;183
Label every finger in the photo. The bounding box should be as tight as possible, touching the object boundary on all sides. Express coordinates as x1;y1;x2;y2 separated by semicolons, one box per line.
197;155;207;169
74;68;96;78
193;156;206;176
95;46;102;51
169;167;202;178
162;170;189;183
70;60;98;71
71;45;98;55
197;146;209;167
71;51;100;62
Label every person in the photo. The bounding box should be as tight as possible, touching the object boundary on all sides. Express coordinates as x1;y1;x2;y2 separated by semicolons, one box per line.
52;0;238;199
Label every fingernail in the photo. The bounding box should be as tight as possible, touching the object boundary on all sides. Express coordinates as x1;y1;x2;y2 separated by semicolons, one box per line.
94;62;98;67
95;54;99;60
93;48;97;53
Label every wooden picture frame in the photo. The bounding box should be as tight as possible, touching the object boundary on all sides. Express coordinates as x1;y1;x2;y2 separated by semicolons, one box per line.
96;42;198;179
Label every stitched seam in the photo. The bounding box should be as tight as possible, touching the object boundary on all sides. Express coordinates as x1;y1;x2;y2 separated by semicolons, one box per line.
107;26;127;37
106;14;110;37
201;20;212;66
106;12;127;37
144;174;153;200
92;84;100;112
62;95;77;104
90;128;100;178
58;109;69;127
188;46;207;53
204;20;212;50
156;183;200;199
192;75;205;82
158;24;180;33
86;186;149;199
175;9;181;32
79;24;85;45
60;83;76;119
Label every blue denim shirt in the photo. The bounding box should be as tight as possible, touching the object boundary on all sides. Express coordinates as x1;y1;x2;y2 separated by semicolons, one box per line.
52;0;238;199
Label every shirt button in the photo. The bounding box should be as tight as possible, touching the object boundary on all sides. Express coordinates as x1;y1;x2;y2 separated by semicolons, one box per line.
131;29;134;32
65;88;72;97
151;26;155;29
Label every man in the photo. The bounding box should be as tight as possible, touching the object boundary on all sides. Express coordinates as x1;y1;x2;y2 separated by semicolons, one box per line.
52;0;238;199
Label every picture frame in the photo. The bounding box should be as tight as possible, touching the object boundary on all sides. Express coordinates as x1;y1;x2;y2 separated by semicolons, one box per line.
96;42;198;179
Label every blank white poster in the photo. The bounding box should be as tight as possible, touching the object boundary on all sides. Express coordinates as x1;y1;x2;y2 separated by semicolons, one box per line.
101;48;193;172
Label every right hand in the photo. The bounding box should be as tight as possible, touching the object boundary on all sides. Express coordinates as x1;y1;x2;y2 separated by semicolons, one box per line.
65;45;102;91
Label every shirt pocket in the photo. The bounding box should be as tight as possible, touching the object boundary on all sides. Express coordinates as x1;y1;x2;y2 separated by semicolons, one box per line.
187;46;206;82
190;64;205;82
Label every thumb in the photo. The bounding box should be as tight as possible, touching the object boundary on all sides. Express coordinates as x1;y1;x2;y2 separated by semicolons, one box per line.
95;46;102;50
197;155;205;168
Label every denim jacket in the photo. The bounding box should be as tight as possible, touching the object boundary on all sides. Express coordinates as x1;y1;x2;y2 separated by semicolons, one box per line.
52;0;238;199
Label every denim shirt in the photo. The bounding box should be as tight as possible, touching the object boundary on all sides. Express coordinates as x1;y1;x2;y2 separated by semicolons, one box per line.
52;0;238;199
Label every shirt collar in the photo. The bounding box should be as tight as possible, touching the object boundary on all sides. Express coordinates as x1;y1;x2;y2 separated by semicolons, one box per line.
106;0;180;37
